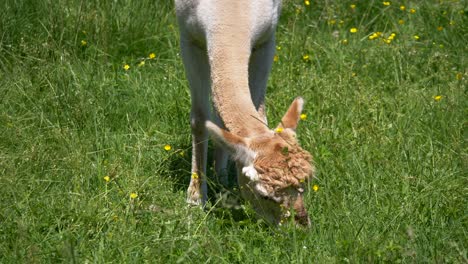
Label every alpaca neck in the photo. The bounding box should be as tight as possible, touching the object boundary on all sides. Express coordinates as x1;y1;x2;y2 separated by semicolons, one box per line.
207;1;269;137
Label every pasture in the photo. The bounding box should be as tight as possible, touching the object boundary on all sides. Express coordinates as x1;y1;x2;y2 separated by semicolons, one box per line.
0;0;466;262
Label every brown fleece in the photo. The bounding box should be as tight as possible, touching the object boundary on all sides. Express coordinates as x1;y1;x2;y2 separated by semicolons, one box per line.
208;0;270;137
251;131;315;194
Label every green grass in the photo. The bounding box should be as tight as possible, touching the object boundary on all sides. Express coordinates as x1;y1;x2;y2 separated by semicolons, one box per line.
0;0;466;262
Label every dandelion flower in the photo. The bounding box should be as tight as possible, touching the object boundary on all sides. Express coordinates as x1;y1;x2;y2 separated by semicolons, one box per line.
383;2;391;6
400;5;406;11
456;73;463;80
164;144;172;151
138;61;145;67
149;53;156;59
350;27;358;33
130;192;138;199
437;26;443;31
304;0;310;6
398;19;405;25
413;35;420;40
302;54;310;61
275;127;284;133
191;172;199;179
433;95;442;101
313;185;319;192
350;4;356;9
81;40;87;46
273;55;279;62
123;64;130;71
409;8;416;14
369;33;379;40
103;176;110;182
300;113;307;120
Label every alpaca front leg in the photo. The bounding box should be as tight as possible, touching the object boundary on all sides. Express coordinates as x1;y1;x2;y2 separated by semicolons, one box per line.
249;36;275;124
187;113;208;205
180;39;211;206
212;111;230;186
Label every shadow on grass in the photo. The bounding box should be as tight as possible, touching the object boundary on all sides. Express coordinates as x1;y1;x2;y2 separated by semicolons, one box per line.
166;143;252;225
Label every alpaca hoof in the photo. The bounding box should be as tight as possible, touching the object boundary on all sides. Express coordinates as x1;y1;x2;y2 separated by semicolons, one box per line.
186;197;202;206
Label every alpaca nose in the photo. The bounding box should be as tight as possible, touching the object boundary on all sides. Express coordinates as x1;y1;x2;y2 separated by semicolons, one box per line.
294;211;311;227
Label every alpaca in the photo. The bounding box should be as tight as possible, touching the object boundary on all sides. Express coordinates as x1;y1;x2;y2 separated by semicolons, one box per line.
175;0;315;226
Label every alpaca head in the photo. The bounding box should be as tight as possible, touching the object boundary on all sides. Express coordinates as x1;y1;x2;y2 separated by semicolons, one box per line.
206;97;315;227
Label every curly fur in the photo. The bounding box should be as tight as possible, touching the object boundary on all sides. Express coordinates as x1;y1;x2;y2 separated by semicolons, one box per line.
253;137;315;195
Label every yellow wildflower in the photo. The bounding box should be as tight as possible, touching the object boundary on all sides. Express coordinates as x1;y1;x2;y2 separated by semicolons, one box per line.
273;55;279;62
341;39;348;45
164;144;172;151
103;176;110;182
433;95;442;101
350;4;356;9
149;53;156;59
313;185;319;192
130;193;138;199
275;127;284;133
369;33;379;40
328;19;336;25
300;114;307;121
304;0;310;6
409;8;416;14
456;73;463;80
413;35;420;40
437;26;443;31
400;5;406;11
138;61;145;67
398;19;405;25
191;172;199;179
383;2;391;6
302;54;310;61
350;27;358;33
276;45;281;51
81;40;87;46
123;64;130;71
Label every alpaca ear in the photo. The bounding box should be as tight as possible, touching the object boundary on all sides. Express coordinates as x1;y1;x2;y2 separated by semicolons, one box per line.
205;121;248;154
275;97;304;131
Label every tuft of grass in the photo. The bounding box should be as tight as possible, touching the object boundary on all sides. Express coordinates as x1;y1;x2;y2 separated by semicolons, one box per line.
0;0;466;262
